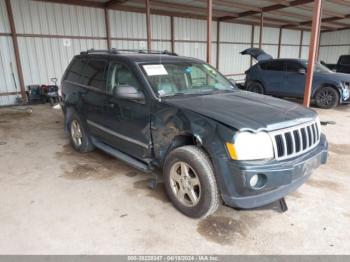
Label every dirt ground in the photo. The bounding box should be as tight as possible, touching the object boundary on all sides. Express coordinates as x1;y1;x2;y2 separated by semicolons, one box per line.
0;103;349;255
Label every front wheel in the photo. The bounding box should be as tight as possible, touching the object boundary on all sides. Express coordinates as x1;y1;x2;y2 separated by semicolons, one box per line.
247;82;265;94
163;146;220;218
315;86;339;109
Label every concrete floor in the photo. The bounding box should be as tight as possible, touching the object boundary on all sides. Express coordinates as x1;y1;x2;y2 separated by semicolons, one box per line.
0;103;349;255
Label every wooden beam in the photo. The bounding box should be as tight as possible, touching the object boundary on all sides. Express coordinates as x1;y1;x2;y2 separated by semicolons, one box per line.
303;0;322;107
207;0;213;64
5;0;27;103
146;0;152;50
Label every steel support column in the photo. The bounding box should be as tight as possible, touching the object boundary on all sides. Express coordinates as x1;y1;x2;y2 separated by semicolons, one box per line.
298;30;304;58
303;0;322;107
146;0;152;50
207;0;212;64
259;12;264;49
316;0;324;61
104;8;111;49
277;27;282;58
170;16;175;53
216;20;220;69
5;0;27;103
250;25;254;66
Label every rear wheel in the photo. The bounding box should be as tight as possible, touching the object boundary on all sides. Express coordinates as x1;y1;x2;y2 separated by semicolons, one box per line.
163;146;220;218
247;82;264;94
315;86;339;109
69;113;95;153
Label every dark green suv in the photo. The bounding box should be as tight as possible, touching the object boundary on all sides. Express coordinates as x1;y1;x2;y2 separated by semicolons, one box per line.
61;49;328;218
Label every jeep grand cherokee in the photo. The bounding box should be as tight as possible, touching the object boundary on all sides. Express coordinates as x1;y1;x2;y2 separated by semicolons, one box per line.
61;49;328;218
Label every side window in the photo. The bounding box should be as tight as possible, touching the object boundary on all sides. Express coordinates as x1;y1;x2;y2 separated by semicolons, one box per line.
80;59;107;90
286;61;304;72
65;58;84;82
107;62;141;95
339;56;350;65
268;61;285;71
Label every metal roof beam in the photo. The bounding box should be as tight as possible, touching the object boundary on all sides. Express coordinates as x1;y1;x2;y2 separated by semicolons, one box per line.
220;0;314;22
105;0;129;9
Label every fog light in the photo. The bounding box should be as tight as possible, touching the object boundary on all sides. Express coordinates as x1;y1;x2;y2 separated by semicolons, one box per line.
250;175;259;187
249;174;266;189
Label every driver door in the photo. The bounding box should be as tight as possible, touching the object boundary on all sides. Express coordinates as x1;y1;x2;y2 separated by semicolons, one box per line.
98;61;152;160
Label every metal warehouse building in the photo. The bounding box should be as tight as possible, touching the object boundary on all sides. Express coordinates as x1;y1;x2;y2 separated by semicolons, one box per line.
1;0;349;106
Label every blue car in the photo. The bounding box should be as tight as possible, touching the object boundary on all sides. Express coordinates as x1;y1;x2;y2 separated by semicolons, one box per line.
241;48;350;109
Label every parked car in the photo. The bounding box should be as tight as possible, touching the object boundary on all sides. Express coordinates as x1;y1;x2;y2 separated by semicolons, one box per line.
322;55;350;74
241;48;350;109
61;49;328;218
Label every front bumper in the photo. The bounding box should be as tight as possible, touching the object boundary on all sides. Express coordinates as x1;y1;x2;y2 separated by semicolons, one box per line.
220;134;328;209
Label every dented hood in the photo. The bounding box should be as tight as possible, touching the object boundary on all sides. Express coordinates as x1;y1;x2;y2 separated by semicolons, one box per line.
240;48;273;62
164;91;317;132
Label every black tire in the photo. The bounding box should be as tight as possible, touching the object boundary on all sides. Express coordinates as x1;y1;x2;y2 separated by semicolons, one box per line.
49;97;54;106
247;82;265;94
68;112;95;153
315;86;339;109
163;146;220;218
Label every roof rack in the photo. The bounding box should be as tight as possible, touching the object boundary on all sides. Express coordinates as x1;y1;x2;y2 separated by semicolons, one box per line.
80;49;178;56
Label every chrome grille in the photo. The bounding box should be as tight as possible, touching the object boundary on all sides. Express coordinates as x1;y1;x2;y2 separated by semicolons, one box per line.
270;120;321;160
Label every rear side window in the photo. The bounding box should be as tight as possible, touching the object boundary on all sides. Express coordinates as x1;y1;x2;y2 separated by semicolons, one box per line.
80;59;108;90
65;58;84;82
286;61;304;72
260;61;285;71
339;56;350;65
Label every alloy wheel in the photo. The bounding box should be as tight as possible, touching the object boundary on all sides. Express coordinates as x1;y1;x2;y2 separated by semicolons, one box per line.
169;161;201;207
318;89;336;106
70;120;83;147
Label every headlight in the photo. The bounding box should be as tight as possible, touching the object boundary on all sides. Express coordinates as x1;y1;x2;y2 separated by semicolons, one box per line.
226;131;274;160
342;81;350;90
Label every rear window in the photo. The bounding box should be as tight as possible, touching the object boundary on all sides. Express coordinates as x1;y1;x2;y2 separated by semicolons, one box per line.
80;59;107;90
260;61;285;71
65;58;84;82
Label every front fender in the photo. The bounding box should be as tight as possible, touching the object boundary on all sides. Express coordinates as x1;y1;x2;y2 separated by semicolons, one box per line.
151;102;236;195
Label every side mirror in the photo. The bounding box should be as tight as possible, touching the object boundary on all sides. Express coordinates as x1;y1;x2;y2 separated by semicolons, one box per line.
297;68;306;74
115;85;144;101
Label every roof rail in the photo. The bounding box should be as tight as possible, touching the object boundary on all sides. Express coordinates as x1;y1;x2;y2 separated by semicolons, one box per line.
80;49;177;56
80;48;119;55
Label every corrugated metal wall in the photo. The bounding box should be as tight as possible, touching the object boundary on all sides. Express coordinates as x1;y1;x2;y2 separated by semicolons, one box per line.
0;0;20;106
174;17;217;67
12;0;107;86
319;30;350;63
0;0;310;105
